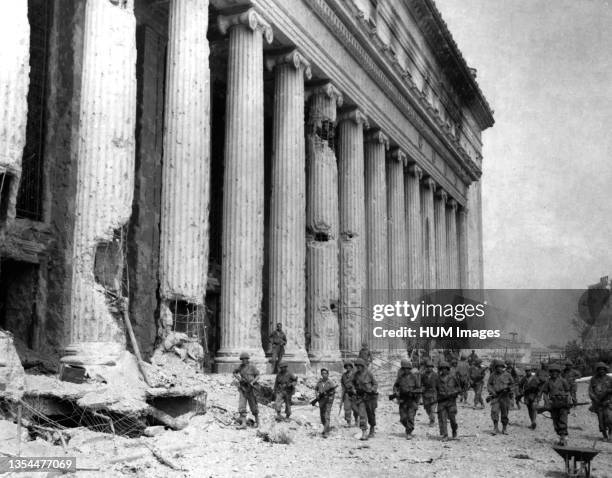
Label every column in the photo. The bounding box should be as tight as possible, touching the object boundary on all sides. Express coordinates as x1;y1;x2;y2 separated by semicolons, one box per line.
467;181;484;289
420;177;436;290
446;199;459;289
457;206;469;290
159;0;210;333
405;164;423;290
216;9;273;371
0;0;29;234
337;107;368;355
63;0;137;365
306;82;343;369
266;50;311;372
434;189;448;289
387;148;408;290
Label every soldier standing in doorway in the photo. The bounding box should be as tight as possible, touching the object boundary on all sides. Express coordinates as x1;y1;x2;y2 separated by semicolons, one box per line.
233;352;260;429
353;358;378;440
269;322;287;373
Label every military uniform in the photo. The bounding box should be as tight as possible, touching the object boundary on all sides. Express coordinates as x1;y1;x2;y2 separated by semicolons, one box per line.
487;363;514;433
233;358;260;426
469;361;486;407
435;362;460;439
562;363;581;406
456;358;470;402
341;363;359;426
394;363;422;437
273;365;297;419
519;370;541;429
269;328;287;373
315;374;336;435
352;359;378;438
541;365;571;443
422;365;439;426
588;363;612;440
358;345;373;365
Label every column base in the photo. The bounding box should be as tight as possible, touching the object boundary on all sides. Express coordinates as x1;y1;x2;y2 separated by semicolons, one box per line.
308;351;343;373
215;348;268;374
270;349;311;374
61;341;124;366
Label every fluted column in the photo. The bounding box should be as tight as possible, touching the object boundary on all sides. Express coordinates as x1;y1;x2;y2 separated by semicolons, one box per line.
420;177;436;290
446;199;459;289
63;0;137;365
387;148;408;290
365;130;389;292
434;189;448;289
306;82;343;369
337;107;368;354
0;0;29;234
405;164;423;290
159;0;210;329
266;50;311;371
216;9;273;371
457;206;469;290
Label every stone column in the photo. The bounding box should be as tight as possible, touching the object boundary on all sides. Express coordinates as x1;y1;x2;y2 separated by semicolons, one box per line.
434;189;448;289
159;0;211;332
457;206;469;290
306;82;343;369
446;199;459;289
0;0;29;235
365;130;389;292
266;50;311;372
337;107;368;355
405;164;423;290
63;0;137;366
387;148;408;290
216;9;273;371
420;177;436;290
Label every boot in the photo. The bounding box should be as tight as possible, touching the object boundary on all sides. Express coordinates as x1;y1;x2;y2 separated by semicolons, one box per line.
557;436;567;446
405;430;413;440
254;415;259;428
492;422;500;435
530;422;536;430
285;414;291;422
452;428;458;439
275;412;282;422
237;416;247;429
322;425;329;438
602;431;608;441
368;426;376;438
360;429;369;441
345;419;352;428
502;424;508;435
429;415;435;427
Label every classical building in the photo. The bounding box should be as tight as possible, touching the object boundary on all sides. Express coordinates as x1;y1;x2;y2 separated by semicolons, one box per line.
0;0;493;373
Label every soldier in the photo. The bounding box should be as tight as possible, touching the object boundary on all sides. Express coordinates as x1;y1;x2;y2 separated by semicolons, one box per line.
314;368;337;438
519;365;541;429
273;362;297;421
468;350;479;366
541;363;572;446
487;359;514;434
393;359;422;439
562;359;581;407
269;322;287;373
232;352;260;429
536;362;550;385
352;358;378;440
469;358;487;408
456;355;470;403
422;359;438;426
358;342;373;365
505;360;520;409
435;361;461;441
588;362;612;441
341;360;359;427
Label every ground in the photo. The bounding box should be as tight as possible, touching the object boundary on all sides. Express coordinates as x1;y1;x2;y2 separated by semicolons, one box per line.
1;373;611;478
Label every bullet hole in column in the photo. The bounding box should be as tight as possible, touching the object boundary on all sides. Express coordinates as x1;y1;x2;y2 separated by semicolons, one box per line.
314;232;330;242
0;172;14;224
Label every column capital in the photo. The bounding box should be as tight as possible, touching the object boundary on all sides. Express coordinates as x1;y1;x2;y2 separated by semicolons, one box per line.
407;163;423;180
389;147;407;165
337;107;369;128
218;8;273;44
447;198;458;210
435;189;448;202
422;176;436;191
265;49;312;79
305;82;343;107
458;205;468;215
365;129;389;150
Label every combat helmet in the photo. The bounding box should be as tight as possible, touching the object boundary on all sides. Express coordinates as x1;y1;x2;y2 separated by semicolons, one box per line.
548;363;562;372
343;360;354;369
438;361;450;370
239;352;250;360
278;361;288;369
354;358;366;367
595;362;609;372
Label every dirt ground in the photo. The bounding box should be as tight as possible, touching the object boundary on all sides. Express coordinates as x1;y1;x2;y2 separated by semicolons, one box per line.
2;374;611;478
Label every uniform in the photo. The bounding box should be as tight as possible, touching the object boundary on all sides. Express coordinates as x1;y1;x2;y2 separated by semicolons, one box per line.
562;365;581;406
394;367;422;437
358;346;373;365
519;371;541;428
273;366;297;419
469;362;486;407
487;366;514;432
435;363;461;439
352;362;378;435
233;361;260;424
588;363;612;439
421;367;439;425
341;365;359;426
456;358;470;402
269;328;287;373
541;368;571;442
314;377;336;433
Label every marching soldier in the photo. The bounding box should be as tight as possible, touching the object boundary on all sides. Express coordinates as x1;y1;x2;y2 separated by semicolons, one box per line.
505;360;520;409
352;358;378;440
456;356;470;403
269;323;287;373
562;359;581;407
469;358;487;408
273;362;297;421
393;359;422;439
313;368;337;438
541;363;572;446
358;342;373;365
519;365;541;429
487;359;514;434
588;362;612;441
341;360;359;427
232;352;260;429
435;361;461;441
422;359;439;426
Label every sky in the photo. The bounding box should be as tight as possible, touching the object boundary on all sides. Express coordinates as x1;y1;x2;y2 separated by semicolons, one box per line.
435;0;612;289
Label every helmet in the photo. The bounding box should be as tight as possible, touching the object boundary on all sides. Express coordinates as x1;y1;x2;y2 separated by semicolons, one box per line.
239;352;250;360
438;361;450;370
564;359;573;367
595;362;609;372
425;359;434;367
400;359;412;369
548;363;562;372
354;358;366;367
493;359;505;369
320;367;329;373
278;362;288;369
343;360;354;369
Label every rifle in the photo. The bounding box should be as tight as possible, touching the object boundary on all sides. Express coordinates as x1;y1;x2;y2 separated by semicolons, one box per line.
536;402;590;414
310;385;338;406
389;390;422;401
235;375;259;393
436;391;460;403
485;387;512;403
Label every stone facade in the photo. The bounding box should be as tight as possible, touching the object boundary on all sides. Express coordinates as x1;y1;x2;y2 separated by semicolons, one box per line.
0;0;493;372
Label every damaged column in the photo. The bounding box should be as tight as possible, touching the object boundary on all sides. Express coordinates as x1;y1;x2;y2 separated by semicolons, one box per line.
405;164;423;290
337;107;368;355
0;0;29;236
446;199;459;289
457;206;469;290
306;83;343;369
387;148;408;290
434;189;448;289
159;0;211;338
63;0;137;366
421;177;436;290
216;9;273;371
266;50;311;372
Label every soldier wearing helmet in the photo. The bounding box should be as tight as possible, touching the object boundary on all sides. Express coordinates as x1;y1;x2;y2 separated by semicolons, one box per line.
273;362;297;421
562;359;581;407
358;342;373;366
487;359;514;435
341;360;359;427
541;362;571;446
232;352;261;428
421;359;439;426
589;362;612;441
468;357;487;408
435;361;461;441
314;368;337;438
518;365;543;430
393;359;422;439
352;357;378;440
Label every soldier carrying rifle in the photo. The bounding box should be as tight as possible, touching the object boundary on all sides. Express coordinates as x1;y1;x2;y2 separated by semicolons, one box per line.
540;363;572;446
232;352;260;429
589;362;612;441
352;358;378;441
487;359;514;435
391;359;422;439
435;361;461;441
422;359;439;426
312;368;337;438
340;360;359;427
274;362;297;421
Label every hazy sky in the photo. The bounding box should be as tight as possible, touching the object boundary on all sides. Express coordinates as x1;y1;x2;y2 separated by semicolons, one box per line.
435;0;612;289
